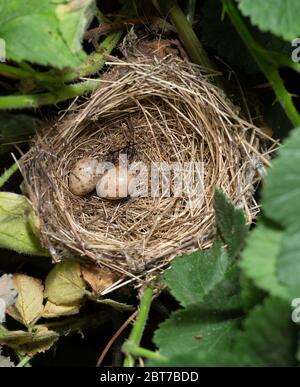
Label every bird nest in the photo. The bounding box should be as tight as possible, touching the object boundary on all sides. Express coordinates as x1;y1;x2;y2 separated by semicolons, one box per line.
21;55;272;292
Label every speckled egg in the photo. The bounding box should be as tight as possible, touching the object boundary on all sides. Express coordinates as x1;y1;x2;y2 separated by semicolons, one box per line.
69;158;99;196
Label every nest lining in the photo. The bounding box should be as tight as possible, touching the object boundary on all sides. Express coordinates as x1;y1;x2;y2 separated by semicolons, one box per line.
22;55;273;291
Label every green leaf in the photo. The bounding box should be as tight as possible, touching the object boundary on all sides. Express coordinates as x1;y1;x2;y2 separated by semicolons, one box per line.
153;305;240;358
165;192;245;309
149;349;248;367
44;261;86;305
165;242;229;307
0;192;48;256
263;127;300;299
240;221;289;299
0;0;92;68
240;273;266;311
56;0;95;55
237;0;300;41
214;190;248;258
277;226;300;299
263;126;300;228
200;265;244;312
0;113;41;154
153;298;297;366
234;297;297;366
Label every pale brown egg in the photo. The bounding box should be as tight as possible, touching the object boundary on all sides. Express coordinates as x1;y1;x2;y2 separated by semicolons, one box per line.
96;166;133;200
69;158;99;196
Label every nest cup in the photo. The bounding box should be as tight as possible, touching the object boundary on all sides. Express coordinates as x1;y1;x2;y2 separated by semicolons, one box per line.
21;55;272;292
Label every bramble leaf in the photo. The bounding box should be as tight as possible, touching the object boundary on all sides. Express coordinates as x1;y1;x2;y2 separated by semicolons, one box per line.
7;274;44;327
234;297;297;366
153;305;240;358
165;191;246;309
0;0;95;68
0;192;47;256
277;226;300;299
263;127;300;298
263;127;300;229
44;261;86;305
55;0;95;55
165;242;229;307
0;326;59;356
240;221;288;299
237;0;300;42
214;190;248;258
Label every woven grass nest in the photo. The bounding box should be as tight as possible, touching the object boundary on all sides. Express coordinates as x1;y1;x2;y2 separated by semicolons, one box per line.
21;43;272;292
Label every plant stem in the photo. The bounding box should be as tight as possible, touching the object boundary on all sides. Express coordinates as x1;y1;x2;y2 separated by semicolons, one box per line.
0;63;33;80
123;287;153;366
153;0;214;70
0;162;18;189
0;79;99;109
222;0;300;127
124;344;166;361
45;31;122;84
0;26;121;109
0;31;121;85
16;355;31;368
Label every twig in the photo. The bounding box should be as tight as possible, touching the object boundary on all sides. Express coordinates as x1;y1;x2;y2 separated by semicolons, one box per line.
96;310;138;367
0;162;19;189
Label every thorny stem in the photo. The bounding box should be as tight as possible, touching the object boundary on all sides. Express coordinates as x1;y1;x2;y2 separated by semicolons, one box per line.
0;162;18;189
222;0;300;127
0;12;122;109
0;79;99;109
46;31;122;84
123;287;154;366
0;63;33;80
0;31;121;85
